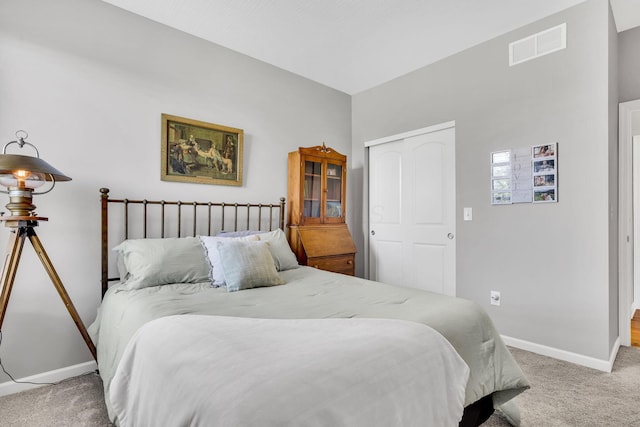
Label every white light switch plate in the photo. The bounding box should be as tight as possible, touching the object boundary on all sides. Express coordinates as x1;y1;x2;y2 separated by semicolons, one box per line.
464;207;472;221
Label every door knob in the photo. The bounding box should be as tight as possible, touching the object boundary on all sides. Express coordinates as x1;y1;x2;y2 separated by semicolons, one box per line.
447;233;454;239
370;230;376;236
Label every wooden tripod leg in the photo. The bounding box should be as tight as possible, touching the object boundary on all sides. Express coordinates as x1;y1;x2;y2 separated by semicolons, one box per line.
0;228;27;330
27;228;97;361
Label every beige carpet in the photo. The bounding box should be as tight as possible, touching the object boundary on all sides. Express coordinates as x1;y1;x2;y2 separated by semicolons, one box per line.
0;346;639;426
0;372;111;426
485;346;640;426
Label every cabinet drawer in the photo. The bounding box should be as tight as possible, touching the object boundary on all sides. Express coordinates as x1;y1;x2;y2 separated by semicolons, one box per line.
308;254;355;275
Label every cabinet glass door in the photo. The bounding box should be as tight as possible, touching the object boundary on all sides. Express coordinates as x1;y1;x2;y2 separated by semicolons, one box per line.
304;161;322;218
325;162;343;218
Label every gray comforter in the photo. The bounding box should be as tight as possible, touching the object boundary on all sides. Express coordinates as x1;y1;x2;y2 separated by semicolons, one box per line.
89;266;529;423
110;315;470;427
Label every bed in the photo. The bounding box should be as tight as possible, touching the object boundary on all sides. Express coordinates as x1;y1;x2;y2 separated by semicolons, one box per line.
89;188;529;427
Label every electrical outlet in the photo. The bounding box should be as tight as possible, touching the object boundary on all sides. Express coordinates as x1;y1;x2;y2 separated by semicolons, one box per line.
490;291;501;306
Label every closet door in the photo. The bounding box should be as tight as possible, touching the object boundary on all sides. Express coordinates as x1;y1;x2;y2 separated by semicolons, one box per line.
368;126;456;296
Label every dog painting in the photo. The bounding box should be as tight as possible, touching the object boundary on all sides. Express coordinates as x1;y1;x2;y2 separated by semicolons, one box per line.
161;114;243;186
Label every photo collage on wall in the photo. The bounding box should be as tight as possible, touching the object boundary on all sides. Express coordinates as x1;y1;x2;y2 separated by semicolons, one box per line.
532;143;557;203
491;142;558;205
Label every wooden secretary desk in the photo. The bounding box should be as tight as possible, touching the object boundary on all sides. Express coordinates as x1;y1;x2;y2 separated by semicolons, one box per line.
287;144;356;276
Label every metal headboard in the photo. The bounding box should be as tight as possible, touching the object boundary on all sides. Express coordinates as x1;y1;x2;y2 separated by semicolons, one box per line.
100;187;286;297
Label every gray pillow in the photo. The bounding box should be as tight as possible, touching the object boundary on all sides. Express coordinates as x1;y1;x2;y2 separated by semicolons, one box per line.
257;229;299;271
113;237;210;290
216;240;285;292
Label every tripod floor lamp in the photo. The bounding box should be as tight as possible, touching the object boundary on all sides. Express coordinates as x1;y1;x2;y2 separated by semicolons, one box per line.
0;131;96;361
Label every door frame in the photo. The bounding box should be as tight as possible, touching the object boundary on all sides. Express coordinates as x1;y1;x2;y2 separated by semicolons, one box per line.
619;100;640;347
363;120;456;282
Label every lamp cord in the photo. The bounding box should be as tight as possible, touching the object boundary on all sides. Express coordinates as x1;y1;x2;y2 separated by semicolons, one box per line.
0;330;57;386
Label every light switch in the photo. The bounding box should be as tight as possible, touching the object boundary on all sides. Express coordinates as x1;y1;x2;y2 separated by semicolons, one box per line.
464;207;472;221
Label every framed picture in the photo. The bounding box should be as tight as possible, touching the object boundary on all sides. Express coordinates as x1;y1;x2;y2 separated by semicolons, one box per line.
532;142;557;203
534;174;555;187
161;114;243;186
533;144;555;158
533;159;555;173
534;189;556;202
490;150;513;205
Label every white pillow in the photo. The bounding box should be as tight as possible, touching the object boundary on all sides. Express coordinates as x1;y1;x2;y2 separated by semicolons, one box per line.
216;240;284;292
257;229;299;271
216;230;264;237
116;252;128;282
199;234;259;286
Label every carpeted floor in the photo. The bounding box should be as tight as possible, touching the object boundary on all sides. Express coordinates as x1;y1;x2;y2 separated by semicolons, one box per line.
0;346;639;426
484;346;640;426
0;372;111;427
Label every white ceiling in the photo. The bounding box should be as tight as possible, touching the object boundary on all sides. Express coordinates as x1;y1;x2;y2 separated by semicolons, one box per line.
101;0;639;95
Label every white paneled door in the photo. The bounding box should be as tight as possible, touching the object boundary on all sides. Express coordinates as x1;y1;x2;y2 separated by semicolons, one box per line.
368;125;455;295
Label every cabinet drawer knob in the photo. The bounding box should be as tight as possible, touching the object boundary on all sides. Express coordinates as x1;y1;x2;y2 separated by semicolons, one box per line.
347;260;353;265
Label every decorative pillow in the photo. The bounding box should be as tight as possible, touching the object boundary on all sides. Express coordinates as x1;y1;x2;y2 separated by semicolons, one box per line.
113;237;210;290
199;235;260;286
216;240;284;292
257;229;299;271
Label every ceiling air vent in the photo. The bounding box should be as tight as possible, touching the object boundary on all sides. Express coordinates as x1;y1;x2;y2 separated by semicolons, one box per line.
509;23;566;66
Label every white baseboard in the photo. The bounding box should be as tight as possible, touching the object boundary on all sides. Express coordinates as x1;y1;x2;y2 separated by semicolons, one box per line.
0;360;97;397
502;335;621;373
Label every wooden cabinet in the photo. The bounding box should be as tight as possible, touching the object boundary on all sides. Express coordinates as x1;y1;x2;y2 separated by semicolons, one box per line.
287;144;356;275
288;144;347;226
288;225;356;276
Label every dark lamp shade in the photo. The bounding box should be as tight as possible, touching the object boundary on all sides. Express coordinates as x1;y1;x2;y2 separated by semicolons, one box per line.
0;154;71;182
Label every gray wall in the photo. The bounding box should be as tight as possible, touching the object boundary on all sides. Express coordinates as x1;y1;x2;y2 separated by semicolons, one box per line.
619;26;640;102
0;0;351;380
352;0;615;360
608;1;619;351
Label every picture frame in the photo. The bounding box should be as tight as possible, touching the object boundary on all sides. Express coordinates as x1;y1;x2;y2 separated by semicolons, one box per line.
161;114;243;186
534;174;555;187
532;142;558;203
533;159;555;173
490;142;559;206
533;144;555;158
534;189;556;202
